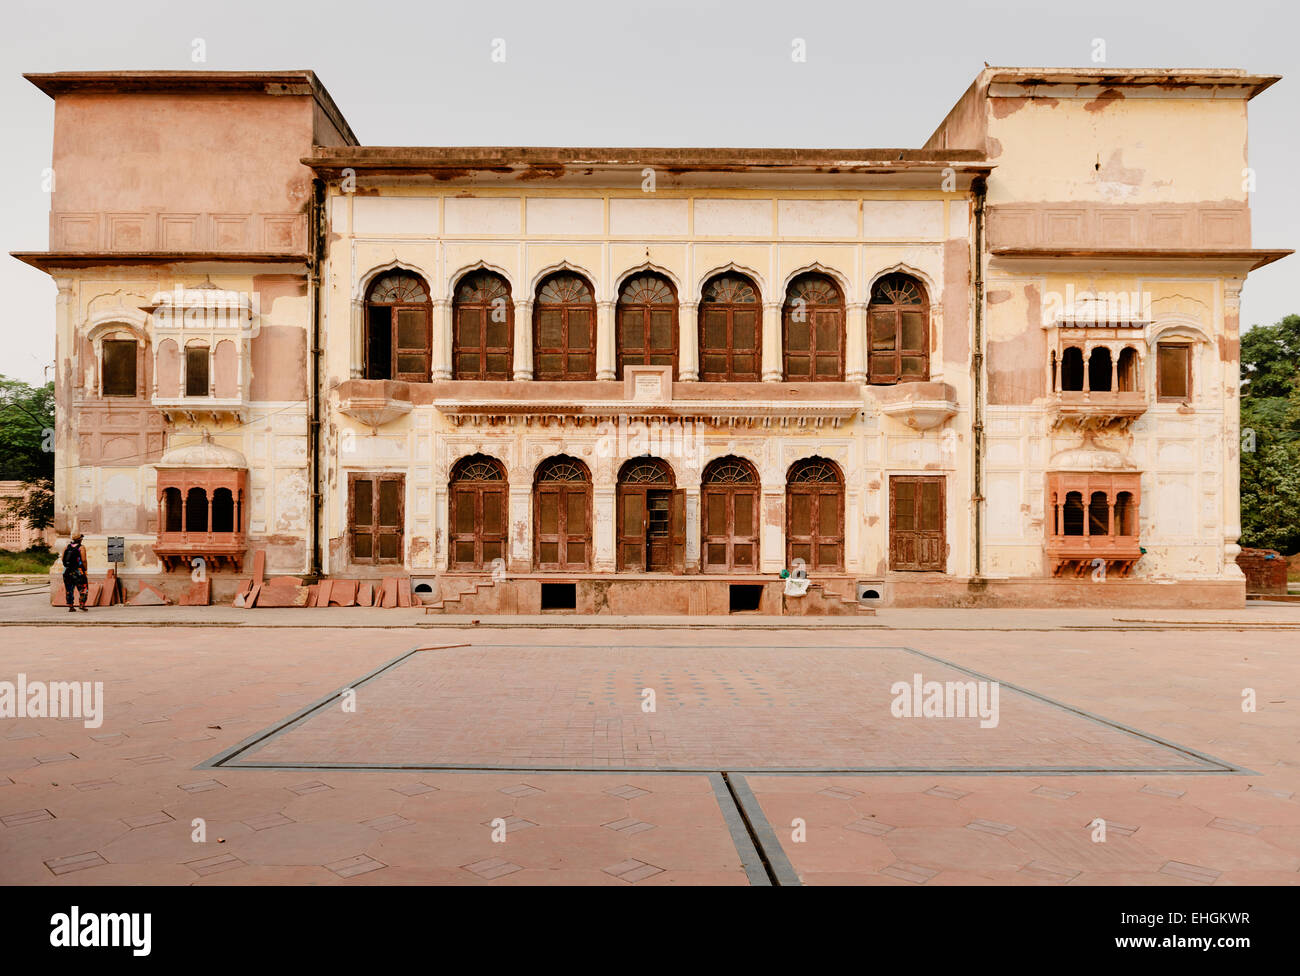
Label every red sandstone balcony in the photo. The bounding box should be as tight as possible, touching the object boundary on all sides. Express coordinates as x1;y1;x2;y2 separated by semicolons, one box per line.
152;438;248;571
154;531;247;572
1045;471;1142;577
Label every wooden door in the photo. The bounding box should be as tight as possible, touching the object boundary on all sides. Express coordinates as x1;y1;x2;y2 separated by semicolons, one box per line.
535;483;590;571
890;475;945;571
350;472;404;565
450;481;506;569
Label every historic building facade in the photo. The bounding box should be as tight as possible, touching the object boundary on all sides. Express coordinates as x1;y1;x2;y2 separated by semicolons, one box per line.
15;67;1289;611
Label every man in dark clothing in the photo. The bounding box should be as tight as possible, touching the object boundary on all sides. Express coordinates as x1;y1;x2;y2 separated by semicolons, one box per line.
61;533;89;612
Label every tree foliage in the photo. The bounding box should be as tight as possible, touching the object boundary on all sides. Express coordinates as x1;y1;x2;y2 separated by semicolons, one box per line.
0;376;55;534
1240;316;1300;554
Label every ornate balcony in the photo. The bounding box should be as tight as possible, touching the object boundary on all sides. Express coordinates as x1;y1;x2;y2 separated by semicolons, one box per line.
152;438;248;571
1045;467;1142;578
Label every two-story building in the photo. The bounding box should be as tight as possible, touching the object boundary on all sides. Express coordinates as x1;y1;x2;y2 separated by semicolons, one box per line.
14;67;1289;612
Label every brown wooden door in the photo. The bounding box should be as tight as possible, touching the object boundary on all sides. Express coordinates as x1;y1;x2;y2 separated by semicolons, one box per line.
535;484;590;571
646;489;672;571
890;476;945;571
617;487;647;571
701;482;758;572
450;482;506;569
786;484;843;571
350;472;404;565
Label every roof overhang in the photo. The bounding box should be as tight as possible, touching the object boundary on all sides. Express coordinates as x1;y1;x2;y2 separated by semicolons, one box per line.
303;146;991;182
10;251;309;273
23;70;358;145
984;66;1281;99
990;247;1292;274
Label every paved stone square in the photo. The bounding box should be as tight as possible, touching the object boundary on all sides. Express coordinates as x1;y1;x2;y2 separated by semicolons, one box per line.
225;643;1231;772
1;617;1298;885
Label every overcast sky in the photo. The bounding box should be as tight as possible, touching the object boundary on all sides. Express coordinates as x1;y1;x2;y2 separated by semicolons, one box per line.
2;0;1295;386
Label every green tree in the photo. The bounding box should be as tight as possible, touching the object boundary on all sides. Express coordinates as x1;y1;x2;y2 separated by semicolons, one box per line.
0;376;55;536
1239;316;1300;554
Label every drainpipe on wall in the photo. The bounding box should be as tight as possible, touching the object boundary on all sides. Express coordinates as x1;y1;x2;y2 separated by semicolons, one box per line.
970;175;987;584
307;178;326;579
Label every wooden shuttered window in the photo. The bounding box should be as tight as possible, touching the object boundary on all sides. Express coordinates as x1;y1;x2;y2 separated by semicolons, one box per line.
365;273;432;383
867;274;928;385
783;274;844;381
534;273;596;381
453;272;513;381
616;274;677;378
102;339;139;397
699;274;760;382
1156;342;1191;400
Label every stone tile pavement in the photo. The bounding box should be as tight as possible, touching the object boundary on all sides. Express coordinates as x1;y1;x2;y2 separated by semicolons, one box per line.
1;623;1297;884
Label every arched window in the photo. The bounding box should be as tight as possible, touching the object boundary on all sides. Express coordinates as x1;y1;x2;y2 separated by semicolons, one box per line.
211;487;235;533
1060;347;1084;391
701;456;759;572
1117;347;1139;392
1062;491;1085;536
449;454;507;569
534;273;596;381
1088;491;1110;536
786;458;844;571
365;271;431;382
616;458;679;572
534;456;591;570
185;343;210;397
162;487;183;533
783;274;844;381
1088;347;1113;392
102;338;139;397
453;271;513;381
699;273;760;382
185;487;209;533
868;275;930;384
1114;491;1136;536
867;273;928;384
617;274;677;378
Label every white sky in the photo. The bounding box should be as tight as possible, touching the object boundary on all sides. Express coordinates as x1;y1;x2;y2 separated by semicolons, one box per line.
2;0;1295;385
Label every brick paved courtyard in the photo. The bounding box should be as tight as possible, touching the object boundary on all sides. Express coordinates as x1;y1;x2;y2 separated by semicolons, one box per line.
1;620;1298;885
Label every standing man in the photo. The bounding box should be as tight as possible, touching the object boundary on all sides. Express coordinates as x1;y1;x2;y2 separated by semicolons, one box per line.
61;533;89;612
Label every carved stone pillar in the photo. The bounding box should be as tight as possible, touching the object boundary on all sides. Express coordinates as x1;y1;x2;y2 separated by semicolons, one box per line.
760;486;785;572
512;300;534;381
508;486;532;573
433;299;453;380
846;301;867;383
678;301;699;381
762;302;782;382
596;301;616;380
592;485;616;571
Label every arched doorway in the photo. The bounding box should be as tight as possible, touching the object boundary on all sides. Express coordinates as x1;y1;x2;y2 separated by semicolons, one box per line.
616;457;683;572
700;456;759;572
786;457;844;572
534;456;591;571
449;454;507;570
